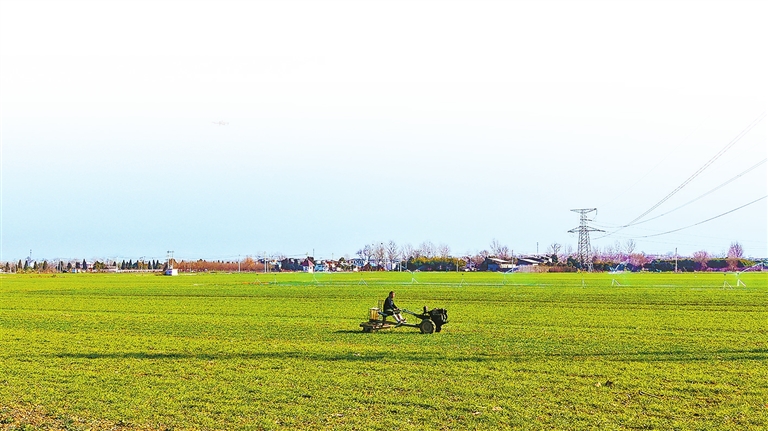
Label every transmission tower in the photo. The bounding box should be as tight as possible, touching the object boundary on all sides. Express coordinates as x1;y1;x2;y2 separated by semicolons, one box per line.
568;208;603;272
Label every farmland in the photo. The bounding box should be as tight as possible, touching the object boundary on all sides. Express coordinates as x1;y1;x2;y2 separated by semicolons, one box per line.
0;271;766;430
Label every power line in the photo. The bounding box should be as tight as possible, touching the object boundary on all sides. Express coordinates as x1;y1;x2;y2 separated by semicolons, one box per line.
603;228;767;248
630;158;766;226
600;116;711;211
626;112;765;226
635;195;767;238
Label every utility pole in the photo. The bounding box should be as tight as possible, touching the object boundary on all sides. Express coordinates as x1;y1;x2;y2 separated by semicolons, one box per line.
568;208;603;272
675;247;678;273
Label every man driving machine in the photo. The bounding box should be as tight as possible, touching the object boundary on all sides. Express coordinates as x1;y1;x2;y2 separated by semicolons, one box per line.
383;291;406;325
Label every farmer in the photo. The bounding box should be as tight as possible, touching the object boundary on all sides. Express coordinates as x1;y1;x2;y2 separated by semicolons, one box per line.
383;291;406;325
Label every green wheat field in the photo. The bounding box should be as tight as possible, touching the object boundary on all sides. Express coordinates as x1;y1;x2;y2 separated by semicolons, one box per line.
1;271;766;430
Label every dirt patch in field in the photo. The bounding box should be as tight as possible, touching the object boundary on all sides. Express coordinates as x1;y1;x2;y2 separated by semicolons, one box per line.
0;404;169;431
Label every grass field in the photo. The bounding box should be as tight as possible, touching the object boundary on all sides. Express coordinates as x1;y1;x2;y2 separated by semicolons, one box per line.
1;271;766;430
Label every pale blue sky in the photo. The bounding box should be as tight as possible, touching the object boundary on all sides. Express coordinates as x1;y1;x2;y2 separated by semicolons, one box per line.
1;0;766;262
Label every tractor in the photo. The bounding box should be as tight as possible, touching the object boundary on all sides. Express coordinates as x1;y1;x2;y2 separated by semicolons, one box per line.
360;304;448;334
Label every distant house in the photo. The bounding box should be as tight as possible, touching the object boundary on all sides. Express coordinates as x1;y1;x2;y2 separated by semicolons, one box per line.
279;258;303;272
69;259;91;273
481;257;514;272
301;258;315;273
517;255;552;266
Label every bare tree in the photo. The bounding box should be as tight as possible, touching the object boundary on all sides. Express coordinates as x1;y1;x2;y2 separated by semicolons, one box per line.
692;250;709;271
437;243;451;258
357;244;373;264
419;241;435;258
498;245;511;260
386;240;399;269
490;238;503;257
613;240;625;261
624;239;636;256
547;243;562;257
373;243;386;268
727;241;744;271
471;251;488;269
401;243;416;260
600;244;613;262
727;242;744;259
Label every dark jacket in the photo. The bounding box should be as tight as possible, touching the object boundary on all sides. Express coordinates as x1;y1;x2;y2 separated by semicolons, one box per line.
383;296;397;311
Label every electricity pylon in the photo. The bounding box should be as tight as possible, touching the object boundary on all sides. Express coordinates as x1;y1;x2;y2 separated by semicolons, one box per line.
568;208;603;272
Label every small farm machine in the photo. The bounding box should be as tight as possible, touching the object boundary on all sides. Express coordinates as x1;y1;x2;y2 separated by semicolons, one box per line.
360;304;448;334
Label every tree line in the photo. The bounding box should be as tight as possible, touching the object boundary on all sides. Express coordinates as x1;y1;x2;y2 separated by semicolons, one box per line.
1;240;758;274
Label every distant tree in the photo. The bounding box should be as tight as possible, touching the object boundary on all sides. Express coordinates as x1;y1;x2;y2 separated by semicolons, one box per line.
386;240;399;269
373;243;386;267
66;262;72;271
624;239;636;256
18;260;23;273
419;241;435;258
490;238;510;259
470;252;486;270
727;242;744;259
628;253;649;270
565;244;574;259
547;243;562;261
707;259;729;270
241;256;257;271
601;243;617;262
400;243;417;260
612;241;624;261
4;262;9;272
692;250;709;271
357;245;373;264
725;242;744;271
82;259;88;271
437;243;451;258
647;259;675;272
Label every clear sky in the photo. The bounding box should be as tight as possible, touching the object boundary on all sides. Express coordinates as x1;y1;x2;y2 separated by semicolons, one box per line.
1;0;766;263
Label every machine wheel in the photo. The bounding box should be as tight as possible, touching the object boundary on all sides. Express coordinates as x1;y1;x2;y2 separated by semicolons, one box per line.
419;319;436;334
362;325;373;333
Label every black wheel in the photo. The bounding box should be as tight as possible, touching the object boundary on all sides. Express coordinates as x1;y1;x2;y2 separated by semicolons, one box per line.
362;325;373;333
419;319;436;334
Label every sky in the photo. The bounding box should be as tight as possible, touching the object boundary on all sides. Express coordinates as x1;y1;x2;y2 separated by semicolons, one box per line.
1;0;766;263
